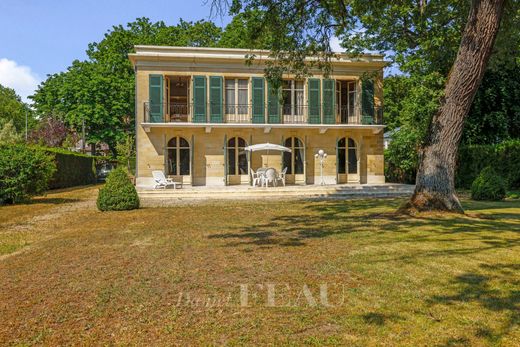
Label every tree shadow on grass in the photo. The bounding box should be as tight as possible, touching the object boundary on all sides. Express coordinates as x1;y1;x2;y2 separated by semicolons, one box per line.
208;198;520;253
430;263;520;345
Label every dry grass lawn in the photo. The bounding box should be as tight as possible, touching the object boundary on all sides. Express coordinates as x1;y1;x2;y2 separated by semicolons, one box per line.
0;186;519;346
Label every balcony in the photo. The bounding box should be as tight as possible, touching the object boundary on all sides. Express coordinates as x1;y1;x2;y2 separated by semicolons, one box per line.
143;102;383;125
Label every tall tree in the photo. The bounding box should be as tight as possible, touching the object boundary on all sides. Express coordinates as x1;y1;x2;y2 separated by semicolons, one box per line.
215;0;517;212
31;18;223;153
0;84;34;133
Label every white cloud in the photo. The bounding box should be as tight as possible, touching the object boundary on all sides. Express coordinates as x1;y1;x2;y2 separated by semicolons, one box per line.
330;36;343;52
0;58;41;103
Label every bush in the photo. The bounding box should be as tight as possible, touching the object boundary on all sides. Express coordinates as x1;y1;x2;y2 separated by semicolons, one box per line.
384;127;420;184
97;168;139;211
0;145;56;204
471;167;507;201
41;148;98;189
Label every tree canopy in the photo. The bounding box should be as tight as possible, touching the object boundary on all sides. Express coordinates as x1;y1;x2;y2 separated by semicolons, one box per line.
0;84;34;133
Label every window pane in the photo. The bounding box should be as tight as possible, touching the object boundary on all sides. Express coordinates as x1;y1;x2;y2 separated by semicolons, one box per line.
225;84;235;115
180;148;190;175
294;148;304;174
167;137;177;147
348;138;355;148
228;137;236;147
295;89;304;115
168;148;177;175
282;89;291;115
237;137;246;147
284;138;292;147
283;152;292;174
295;80;304;90
238;88;248;114
348;148;357;174
228;148;236;175
338;148;346;174
338;137;346;148
238;151;248;175
238;79;248;89
179;137;189;147
294;137;304;148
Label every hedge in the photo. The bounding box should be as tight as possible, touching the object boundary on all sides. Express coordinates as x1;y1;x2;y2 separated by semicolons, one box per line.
38;147;99;189
455;140;520;189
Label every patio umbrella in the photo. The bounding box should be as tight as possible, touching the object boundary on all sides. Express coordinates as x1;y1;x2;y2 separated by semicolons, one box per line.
244;143;292;153
244;142;291;167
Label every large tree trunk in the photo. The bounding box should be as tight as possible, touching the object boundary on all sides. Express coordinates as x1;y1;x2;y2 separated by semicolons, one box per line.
408;0;505;213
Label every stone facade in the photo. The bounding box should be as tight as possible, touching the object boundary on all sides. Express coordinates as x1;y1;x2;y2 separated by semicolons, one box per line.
130;46;386;187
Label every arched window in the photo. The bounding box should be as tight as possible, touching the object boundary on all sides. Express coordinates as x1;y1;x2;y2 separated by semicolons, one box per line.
227;137;248;175
283;137;304;174
337;137;358;174
166;137;190;176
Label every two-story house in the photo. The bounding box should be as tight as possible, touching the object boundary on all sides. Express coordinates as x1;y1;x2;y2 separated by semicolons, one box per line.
129;46;386;187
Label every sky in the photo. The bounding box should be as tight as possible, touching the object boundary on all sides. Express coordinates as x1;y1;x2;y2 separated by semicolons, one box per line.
0;1;344;103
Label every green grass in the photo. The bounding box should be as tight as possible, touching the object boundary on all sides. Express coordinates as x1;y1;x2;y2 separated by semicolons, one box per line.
0;186;519;345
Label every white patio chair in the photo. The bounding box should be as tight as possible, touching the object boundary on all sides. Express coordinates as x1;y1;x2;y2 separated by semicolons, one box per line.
263;168;277;187
277;167;288;186
152;170;179;189
250;168;262;187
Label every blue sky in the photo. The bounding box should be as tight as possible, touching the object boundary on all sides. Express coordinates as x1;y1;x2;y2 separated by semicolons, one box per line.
0;0;233;101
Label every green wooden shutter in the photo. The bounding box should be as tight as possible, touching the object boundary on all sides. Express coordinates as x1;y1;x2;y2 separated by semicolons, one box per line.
209;76;223;123
322;79;335;124
193;76;207;123
267;82;280;124
149;74;163;123
362;79;375;124
308;78;321;124
252;77;265;123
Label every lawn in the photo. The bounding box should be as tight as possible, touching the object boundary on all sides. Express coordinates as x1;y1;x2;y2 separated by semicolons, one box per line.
0;186;519;346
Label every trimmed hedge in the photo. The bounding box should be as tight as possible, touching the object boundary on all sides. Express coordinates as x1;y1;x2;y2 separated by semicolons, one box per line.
0;145;56;204
456;140;520;189
471;167;507;201
97;168;139;211
42;147;98;189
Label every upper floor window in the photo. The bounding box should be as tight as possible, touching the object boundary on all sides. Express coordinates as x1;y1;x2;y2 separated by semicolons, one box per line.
225;78;248;115
282;80;304;116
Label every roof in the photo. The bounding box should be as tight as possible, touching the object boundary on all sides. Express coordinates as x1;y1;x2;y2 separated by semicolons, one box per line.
128;45;388;68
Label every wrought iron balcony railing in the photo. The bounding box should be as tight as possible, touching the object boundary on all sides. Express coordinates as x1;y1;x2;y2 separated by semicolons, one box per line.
143;102;383;125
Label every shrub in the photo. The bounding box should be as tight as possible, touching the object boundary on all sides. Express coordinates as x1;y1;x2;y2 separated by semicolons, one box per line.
471;167;507;201
0;144;56;204
384;126;420;184
97;167;139;211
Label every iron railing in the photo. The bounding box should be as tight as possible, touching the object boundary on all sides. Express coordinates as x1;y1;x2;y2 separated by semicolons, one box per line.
144;102;383;125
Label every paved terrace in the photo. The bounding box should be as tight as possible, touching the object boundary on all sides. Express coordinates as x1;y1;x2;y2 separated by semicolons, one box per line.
137;183;415;206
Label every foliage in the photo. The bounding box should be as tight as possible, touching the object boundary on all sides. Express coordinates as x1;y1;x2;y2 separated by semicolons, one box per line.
218;10;278;49
0;120;22;144
28;116;72;148
455;140;520;189
0;145;56;204
462;62;520;144
41;147;97;189
0;84;35;132
115;133;135;171
31;18;223;153
471;167;507;201
97;167;139;211
384;126;420;184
